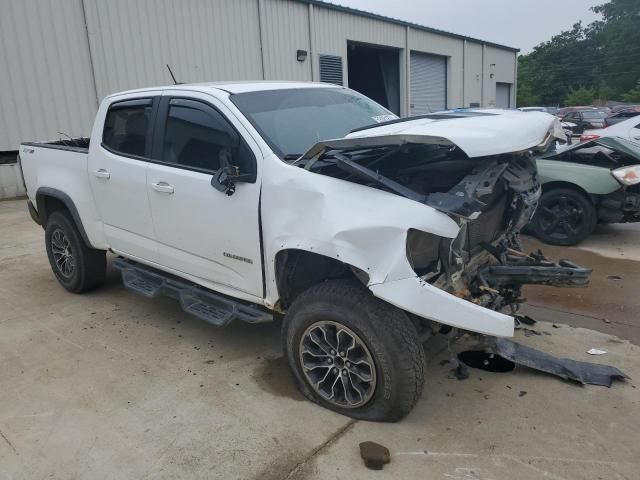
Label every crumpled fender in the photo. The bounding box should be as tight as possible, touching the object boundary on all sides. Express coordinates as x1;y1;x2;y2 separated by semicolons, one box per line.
261;160;459;286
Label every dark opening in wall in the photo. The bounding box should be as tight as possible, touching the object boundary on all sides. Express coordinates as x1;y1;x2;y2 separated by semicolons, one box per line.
347;41;400;115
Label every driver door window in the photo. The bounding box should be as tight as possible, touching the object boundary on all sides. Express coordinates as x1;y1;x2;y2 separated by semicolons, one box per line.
161;99;239;172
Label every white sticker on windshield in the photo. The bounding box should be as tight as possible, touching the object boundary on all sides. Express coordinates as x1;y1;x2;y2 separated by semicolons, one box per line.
372;114;398;123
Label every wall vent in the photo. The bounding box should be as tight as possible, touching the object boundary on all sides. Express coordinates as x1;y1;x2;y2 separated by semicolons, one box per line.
319;54;343;85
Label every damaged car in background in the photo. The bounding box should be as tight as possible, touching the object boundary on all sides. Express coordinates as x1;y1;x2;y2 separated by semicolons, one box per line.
529;136;640;245
18;83;626;422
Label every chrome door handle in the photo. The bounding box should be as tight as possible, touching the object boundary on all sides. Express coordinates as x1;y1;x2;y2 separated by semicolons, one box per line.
94;169;110;179
151;182;174;194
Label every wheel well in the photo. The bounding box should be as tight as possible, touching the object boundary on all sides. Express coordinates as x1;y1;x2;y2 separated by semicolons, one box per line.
541;181;594;203
35;189;92;246
274;249;369;309
38;195;69;224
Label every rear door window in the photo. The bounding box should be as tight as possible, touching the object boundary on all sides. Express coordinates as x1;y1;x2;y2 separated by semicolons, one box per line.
102;98;154;157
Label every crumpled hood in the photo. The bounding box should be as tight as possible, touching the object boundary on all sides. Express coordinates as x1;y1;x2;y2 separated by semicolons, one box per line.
300;111;565;160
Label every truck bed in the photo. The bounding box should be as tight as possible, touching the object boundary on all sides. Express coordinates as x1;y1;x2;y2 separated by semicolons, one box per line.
22;137;91;154
19;137;105;248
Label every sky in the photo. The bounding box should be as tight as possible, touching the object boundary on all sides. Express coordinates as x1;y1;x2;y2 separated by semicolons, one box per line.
328;0;604;53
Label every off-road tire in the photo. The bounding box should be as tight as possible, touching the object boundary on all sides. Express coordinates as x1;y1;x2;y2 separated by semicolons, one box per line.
44;211;106;293
531;187;597;246
282;279;426;422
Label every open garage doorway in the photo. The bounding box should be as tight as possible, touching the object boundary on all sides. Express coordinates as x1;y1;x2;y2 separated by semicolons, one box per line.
347;41;400;115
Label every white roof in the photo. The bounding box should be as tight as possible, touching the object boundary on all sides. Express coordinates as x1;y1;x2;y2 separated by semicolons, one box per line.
190;81;342;94
107;81;341;99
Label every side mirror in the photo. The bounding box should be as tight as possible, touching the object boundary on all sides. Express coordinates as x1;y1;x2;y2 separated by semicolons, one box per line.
210;165;252;196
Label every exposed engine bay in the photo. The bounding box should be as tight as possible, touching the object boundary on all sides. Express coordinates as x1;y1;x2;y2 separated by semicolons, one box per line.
297;142;591;316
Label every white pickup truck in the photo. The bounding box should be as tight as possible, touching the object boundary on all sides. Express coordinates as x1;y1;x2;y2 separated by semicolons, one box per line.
19;82;590;421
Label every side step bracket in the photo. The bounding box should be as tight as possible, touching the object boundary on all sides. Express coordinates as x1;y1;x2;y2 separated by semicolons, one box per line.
113;258;272;327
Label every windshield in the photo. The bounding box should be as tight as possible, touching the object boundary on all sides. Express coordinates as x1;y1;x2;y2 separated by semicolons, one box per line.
230;88;397;159
582;111;607;120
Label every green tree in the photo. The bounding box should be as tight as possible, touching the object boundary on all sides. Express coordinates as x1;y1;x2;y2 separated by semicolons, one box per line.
591;0;640;95
621;80;640;103
517;0;640;105
516;83;541;107
565;87;597;106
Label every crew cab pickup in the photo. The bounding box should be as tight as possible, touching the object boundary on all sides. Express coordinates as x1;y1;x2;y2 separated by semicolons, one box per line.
19;82;589;421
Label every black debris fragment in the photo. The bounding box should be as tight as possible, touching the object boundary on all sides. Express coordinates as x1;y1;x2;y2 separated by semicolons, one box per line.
519;390;527;397
515;314;537;326
491;338;630;387
359;441;391;470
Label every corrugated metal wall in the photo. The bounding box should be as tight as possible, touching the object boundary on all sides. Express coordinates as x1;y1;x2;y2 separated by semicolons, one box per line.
261;0;312;81
83;0;264;98
0;0;97;149
483;45;516;107
463;41;483;107
0;0;518;151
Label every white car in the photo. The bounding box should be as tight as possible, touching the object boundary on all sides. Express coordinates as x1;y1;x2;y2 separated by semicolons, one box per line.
18;82;585;421
582;114;640;143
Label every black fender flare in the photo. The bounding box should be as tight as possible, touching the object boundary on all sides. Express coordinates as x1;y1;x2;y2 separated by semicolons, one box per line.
35;187;92;246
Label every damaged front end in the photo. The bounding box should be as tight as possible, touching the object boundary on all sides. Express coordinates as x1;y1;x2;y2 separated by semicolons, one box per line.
406;150;592;317
297;115;591;335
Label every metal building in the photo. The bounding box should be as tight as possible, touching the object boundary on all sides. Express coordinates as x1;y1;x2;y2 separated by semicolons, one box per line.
0;0;518;152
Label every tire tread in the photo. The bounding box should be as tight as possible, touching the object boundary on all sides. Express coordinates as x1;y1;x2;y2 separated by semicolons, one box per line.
283;279;425;422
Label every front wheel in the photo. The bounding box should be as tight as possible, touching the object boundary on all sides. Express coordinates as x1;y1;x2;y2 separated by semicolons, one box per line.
282;279;426;422
45;211;107;293
530;187;596;246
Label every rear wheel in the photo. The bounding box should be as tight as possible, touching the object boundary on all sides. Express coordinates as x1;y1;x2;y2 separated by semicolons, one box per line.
282;279;426;422
45;211;106;293
531;187;596;246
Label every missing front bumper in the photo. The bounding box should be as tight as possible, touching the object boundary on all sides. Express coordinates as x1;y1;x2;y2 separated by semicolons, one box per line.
478;253;592;288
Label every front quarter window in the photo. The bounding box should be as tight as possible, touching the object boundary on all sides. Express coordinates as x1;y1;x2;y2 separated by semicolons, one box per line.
230;88;396;159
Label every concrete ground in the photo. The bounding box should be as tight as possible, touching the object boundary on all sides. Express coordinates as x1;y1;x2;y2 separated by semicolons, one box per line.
1;198;638;480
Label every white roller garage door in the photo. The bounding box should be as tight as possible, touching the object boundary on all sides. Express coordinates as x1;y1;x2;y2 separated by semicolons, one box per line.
410;52;446;115
496;83;511;109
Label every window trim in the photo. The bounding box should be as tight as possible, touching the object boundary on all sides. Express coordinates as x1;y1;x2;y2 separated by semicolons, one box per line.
151;96;257;181
100;97;159;161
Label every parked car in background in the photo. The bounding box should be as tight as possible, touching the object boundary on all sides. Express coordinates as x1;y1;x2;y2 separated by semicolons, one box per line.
611;104;640;113
581;115;640;143
529;137;640;245
604;107;640;127
561;110;608;134
544;107;560;115
556;106;597;118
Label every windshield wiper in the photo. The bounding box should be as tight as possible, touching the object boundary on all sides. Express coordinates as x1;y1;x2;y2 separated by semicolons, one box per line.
283;153;303;161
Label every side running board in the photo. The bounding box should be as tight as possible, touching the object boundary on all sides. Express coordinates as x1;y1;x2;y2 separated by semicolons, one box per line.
113;258;272;327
